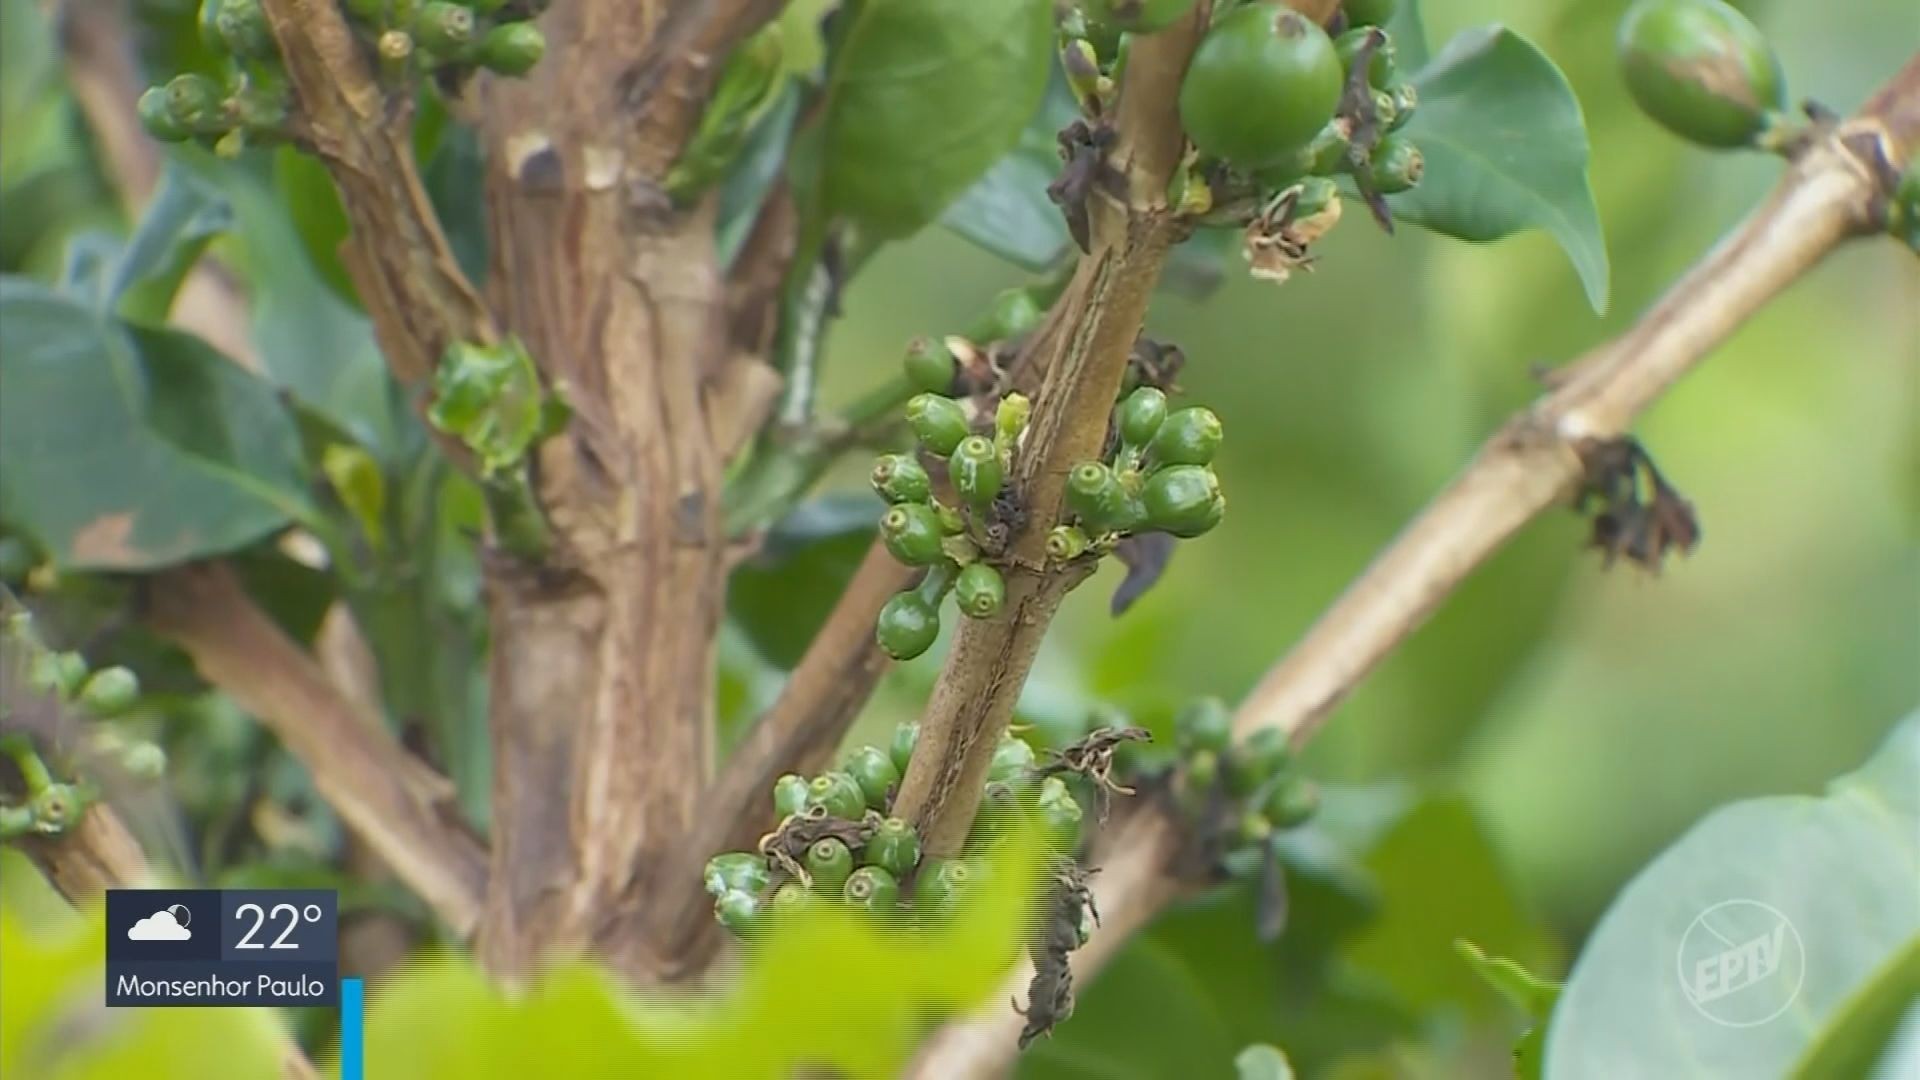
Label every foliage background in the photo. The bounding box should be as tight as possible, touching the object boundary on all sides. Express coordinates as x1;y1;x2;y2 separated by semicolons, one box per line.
0;0;1914;1076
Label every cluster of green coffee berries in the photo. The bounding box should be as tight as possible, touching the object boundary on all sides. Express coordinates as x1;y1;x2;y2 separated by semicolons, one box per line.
1167;697;1319;865
1052;384;1225;560
0;610;166;840
703;720;1090;939
870;342;1036;661
136;0;546;152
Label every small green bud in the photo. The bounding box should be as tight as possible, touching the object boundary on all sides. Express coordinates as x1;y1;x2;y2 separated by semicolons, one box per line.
1045;525;1090;562
933;501;966;535
705;851;771;898
949;436;1004;508
137;88;191;143
876;592;940;660
805;837;854;894
1616;0;1786;149
478;22;547;77
413;2;476;57
1226;727;1293;796
903;337;956;394
1116;387;1168;448
1175;696;1233;755
843;745;899;810
1141;464;1224;538
890;721;921;775
806;772;866;820
1369;134;1424;194
954;562;1006;620
1387;81;1418;131
1335;27;1396;88
844;866;901;914
905;393;971;457
378;29;413;64
863;817;923;879
77;666;140;717
164;73;227;135
871;453;932;504
995;393;1031;445
1148;406;1222;467
987;735;1037;785
880;502;946;567
1265;777;1320;829
715;890;761;936
773;773;810;818
119;742;168;782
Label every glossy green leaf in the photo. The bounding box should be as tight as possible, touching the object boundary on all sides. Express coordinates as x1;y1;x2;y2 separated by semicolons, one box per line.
1235;1044;1296;1080
1393;26;1609;312
110;163;232;323
822;0;1053;238
940;72;1077;270
1546;711;1920;1077
0;280;313;569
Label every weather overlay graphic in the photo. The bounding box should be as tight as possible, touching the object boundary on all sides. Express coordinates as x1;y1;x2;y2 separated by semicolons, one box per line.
104;888;340;1007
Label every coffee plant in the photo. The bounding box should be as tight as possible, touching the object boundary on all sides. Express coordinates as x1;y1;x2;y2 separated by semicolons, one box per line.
1;0;1915;1077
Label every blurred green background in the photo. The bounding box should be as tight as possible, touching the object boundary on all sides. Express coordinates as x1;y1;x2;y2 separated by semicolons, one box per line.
0;0;1914;1076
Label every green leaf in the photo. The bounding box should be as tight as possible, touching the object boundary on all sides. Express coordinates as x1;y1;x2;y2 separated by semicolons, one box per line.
821;0;1053;238
1457;939;1560;1080
109;163;233;323
0;280;314;570
273;147;357;307
940;71;1077;270
727;494;879;668
1393;26;1609;312
1788;939;1920;1080
1385;0;1429;72
1235;1044;1297;1080
1546;711;1920;1077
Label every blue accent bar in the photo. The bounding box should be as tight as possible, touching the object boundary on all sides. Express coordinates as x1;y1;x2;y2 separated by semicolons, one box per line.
340;977;364;1080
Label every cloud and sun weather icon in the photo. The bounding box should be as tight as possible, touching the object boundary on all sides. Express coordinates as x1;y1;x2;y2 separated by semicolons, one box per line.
126;903;194;941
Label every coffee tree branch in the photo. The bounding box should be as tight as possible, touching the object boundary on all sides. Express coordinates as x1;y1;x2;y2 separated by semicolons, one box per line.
908;48;1920;1078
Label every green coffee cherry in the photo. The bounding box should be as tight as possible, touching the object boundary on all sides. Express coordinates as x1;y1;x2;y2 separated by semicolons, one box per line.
916;858;973;915
1369;87;1399;132
954;562;1006;620
1344;0;1399;26
1066;461;1140;534
137;88;191;143
1227;727;1292;796
1237;809;1274;847
77;667;139;718
843;745;899;810
119;741;167;782
1082;0;1197;34
705;851;771;898
715;889;762;936
1369;134;1424;193
903;338;956;394
988;735;1037;785
805;772;866;820
215;0;277;62
30;784;85;833
1141;464;1224;537
805;837;854;894
871;453;932;504
1335;27;1396;88
164;74;226;135
1175;696;1232;755
1036;776;1084;851
773;773;810;818
1046;524;1091;561
890;721;920;775
1265;777;1320;829
1148;406;1222;467
880;503;945;566
1117;387;1168;448
1179;5;1344;168
949;436;1004;508
1387;81;1419;131
863;817;922;879
844;866;901;914
876;592;940;660
478;22;547;77
968;781;1020;848
1617;0;1785;149
905;393;970;457
1184;748;1220;796
771;882;811;915
413;2;476;57
975;287;1045;342
30;651;89;699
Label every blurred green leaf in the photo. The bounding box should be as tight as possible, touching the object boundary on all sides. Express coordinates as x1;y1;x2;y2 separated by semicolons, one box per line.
821;0;1053;238
273;147;357;307
1235;1044;1296;1080
0;280;314;569
1386;0;1429;71
1547;711;1920;1076
111;163;233;324
1788;939;1920;1080
1395;26;1609;312
1458;939;1559;1080
727;494;880;668
1025;934;1242;1080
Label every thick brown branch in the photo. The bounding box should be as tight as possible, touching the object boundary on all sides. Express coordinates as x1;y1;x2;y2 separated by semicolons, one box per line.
257;0;496;382
908;52;1920;1077
890;4;1212;859
146;563;487;936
